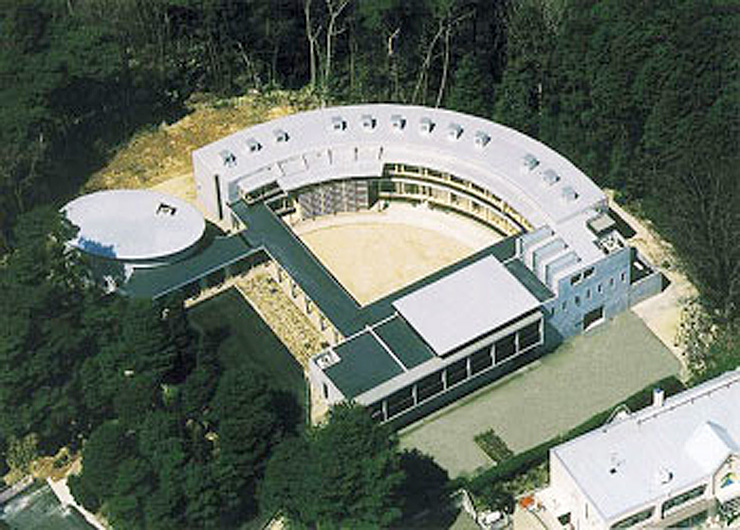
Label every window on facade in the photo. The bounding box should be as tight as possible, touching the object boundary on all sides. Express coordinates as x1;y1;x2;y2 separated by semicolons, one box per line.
470;347;493;374
368;402;385;423
416;372;444;402
495;334;517;364
445;359;468;387
574;295;581;306
597;283;603;294
661;484;706;517
386;387;414;418
586;288;592;299
583;267;594;279
517;321;541;351
621;271;627;283
611;508;654;529
570;273;582;286
610;277;615;288
562;301;567;311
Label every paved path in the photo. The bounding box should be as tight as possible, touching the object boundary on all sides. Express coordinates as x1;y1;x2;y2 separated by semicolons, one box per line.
47;477;106;530
399;310;680;478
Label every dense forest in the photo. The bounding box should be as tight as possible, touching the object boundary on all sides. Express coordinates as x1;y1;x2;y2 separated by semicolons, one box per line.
0;0;738;528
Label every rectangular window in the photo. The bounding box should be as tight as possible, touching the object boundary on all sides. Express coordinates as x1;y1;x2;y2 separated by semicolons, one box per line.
416;372;443;402
517;321;541;351
570;273;582;286
621;271;627;283
214;174;224;220
583;306;604;331
470;348;493;374
597;283;603;294
586;288;592;299
661;484;706;517
583;267;594;279
368;402;384;423
445;359;468;387
611;508;654;529
495;334;517;363
386;387;414;418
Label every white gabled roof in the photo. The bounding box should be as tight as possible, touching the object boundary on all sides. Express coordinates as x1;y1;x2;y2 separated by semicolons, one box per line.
551;370;740;523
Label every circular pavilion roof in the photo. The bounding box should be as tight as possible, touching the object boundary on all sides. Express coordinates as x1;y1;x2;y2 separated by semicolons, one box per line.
63;189;206;262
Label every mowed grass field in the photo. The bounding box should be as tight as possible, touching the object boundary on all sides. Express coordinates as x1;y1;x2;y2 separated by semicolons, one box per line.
187;288;305;406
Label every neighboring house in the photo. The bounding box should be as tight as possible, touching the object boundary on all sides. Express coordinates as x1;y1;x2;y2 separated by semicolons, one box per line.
543;369;740;529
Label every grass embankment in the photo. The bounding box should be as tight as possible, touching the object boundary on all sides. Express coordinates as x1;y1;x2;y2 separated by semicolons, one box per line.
83;89;320;194
187;287;306;404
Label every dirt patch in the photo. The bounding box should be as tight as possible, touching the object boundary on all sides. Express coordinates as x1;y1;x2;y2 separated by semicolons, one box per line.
83;90;320;193
606;190;697;372
292;203;501;305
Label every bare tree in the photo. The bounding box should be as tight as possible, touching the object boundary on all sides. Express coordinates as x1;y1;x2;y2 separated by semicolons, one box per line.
323;0;351;93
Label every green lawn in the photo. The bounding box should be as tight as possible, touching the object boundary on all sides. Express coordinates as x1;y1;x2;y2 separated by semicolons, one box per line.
188;288;306;407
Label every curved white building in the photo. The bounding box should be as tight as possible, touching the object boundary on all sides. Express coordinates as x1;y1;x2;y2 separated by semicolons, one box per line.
186;104;665;427
65;189;206;267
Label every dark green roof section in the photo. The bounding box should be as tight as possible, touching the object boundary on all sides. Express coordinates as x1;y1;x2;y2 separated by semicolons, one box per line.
374;316;433;369
231;202;361;333
504;258;554;302
124;234;254;299
326;331;404;398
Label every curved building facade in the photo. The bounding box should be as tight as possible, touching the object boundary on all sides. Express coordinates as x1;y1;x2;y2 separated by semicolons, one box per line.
188;104;664;427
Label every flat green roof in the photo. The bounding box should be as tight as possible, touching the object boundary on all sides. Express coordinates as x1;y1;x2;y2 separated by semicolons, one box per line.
231;202;361;333
124;234;254;298
374;316;433;369
326;331;404;398
505;258;554;302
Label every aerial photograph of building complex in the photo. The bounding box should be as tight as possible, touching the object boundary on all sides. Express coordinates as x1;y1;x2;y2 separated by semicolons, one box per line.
0;1;737;529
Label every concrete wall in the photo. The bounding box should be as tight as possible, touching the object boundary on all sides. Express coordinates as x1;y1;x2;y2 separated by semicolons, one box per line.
544;246;631;341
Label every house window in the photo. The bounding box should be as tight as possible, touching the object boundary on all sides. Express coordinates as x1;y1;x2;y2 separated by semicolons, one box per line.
571;273;582;286
586;288;592;299
621;271;627;283
494;334;517;363
661;484;706;517
574;296;581;306
583;267;595;279
597;283;603;294
610;277;615;289
611;508;654;529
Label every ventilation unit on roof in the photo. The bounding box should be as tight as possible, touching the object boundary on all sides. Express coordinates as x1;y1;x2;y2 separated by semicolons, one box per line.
447;123;463;140
330;116;346;132
561;186;579;202
273;129;289;143
542;169;560;186
315;350;340;369
419;117;435;134
390;114;406;131
474;131;490;148
246;138;261;153
656;467;674;485
521;153;539;173
219;150;237;168
360;114;376;130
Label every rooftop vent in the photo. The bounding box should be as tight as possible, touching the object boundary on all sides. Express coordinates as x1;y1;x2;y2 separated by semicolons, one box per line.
219;150;237;168
246;137;261;153
419;117;435;134
360;114;376;130
447;123;463;141
656;467;674;485
390;114;406;131
521;153;539;172
474;131;490;148
315;350;340;370
273;129;289;143
542;169;560;186
561;186;579;202
330;116;346;132
653;387;665;408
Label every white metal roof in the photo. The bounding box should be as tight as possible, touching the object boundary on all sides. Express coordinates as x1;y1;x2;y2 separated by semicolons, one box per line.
64;190;205;262
192;104;606;227
551;369;740;523
392;255;540;356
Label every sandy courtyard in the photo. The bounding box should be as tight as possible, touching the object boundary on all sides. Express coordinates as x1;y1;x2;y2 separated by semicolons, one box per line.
293;204;501;305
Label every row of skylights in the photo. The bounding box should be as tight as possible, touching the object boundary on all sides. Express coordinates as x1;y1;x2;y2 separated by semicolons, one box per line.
331;113;489;147
520;153;578;202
